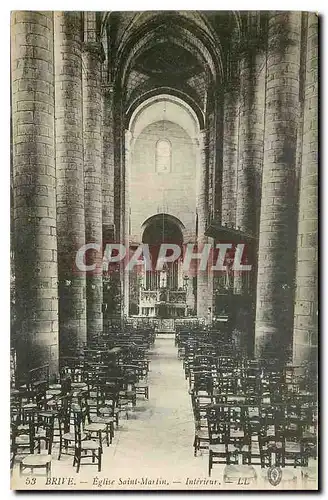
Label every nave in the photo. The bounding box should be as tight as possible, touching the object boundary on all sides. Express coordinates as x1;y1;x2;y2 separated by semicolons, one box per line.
11;331;317;490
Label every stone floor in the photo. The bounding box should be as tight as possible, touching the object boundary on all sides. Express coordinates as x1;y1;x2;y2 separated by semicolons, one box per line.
11;337;317;491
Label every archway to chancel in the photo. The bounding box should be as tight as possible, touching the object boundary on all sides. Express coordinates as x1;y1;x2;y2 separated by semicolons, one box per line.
126;95;201;318
138;214;184;319
142;213;183;289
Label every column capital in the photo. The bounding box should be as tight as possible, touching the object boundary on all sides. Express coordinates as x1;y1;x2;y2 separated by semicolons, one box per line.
82;41;105;62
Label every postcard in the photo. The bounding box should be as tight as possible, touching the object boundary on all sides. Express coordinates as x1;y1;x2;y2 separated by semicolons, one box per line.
10;10;318;491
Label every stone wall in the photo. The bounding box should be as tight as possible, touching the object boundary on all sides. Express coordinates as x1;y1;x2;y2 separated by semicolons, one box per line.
130;120;197;243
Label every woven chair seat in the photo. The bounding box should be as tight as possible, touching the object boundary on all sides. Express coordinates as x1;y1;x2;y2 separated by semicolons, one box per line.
15;435;30;445
62;431;86;441
85;422;106;432
22;454;52;466
91;415;115;424
81;440;99;450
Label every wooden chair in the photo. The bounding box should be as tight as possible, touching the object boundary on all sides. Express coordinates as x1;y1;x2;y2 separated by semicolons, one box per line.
19;454;52;479
73;410;102;473
283;419;308;468
258;432;284;468
135;379;149;399
206;405;230;476
74;392;108;452
97;385;120;430
191;393;214;456
11;421;34;467
19;390;39;424
33;412;55;455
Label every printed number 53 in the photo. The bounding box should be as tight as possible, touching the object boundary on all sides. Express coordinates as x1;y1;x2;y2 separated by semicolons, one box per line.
25;477;36;485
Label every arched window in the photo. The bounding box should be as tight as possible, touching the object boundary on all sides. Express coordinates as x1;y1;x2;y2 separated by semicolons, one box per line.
156;139;171;173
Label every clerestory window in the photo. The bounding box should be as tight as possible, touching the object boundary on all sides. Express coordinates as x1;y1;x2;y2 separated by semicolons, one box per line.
156;139;171;173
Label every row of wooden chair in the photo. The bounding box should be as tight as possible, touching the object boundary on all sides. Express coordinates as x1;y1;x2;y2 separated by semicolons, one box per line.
177;328;317;478
11;327;155;477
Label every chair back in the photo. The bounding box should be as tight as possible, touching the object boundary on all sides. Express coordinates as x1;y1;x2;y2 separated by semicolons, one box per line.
73;410;85;447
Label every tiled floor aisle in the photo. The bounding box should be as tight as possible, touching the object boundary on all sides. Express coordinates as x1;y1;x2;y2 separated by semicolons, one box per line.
12;337;317;490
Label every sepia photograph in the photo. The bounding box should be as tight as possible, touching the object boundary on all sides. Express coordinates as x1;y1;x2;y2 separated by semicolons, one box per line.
9;9;318;490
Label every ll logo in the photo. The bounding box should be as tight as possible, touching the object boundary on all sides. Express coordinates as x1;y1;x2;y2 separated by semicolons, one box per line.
267;466;282;486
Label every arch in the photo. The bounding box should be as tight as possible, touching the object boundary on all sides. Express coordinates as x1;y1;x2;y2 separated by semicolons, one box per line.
141;213;186;244
125;87;205;131
128;94;201;145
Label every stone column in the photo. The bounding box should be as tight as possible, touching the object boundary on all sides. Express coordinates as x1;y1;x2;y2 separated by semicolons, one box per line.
207;238;215;325
102;86;115;330
219;76;240;300
221;91;239;227
11;11;58;379
255;12;301;360
102;86;115;243
207;109;216;219
82;13;104;342
123;130;132;317
54;12;87;356
197;130;209;318
293;13;318;367
235;26;266;296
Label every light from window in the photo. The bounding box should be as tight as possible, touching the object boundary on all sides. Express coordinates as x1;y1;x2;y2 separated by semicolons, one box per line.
156;139;171;173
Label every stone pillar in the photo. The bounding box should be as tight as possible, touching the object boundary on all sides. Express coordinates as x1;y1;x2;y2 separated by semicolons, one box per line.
207;109;216;219
207;238;215;325
221;91;239;227
82;12;104;342
102;86;115;243
197;130;209;318
123;130;132;317
11;11;59;379
293;13;318;368
235;31;266;296
208;99;221;321
255;12;301;360
55;12;87;357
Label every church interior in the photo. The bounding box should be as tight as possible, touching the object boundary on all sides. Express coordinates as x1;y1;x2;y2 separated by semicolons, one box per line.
10;11;318;488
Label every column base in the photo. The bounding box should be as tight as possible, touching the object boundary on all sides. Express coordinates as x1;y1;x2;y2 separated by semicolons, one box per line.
254;323;291;362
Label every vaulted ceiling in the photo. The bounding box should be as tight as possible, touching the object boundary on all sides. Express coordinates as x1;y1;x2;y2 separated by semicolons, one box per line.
100;11;244;116
134;42;203;79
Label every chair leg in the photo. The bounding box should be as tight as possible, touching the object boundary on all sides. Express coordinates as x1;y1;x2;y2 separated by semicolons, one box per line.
58;437;62;460
76;449;81;473
208;452;212;477
98;431;103;453
49;435;54;456
98;448;102;472
193;435;198;457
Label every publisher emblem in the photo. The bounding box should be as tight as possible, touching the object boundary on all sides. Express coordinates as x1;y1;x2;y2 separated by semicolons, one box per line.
267;466;282;486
